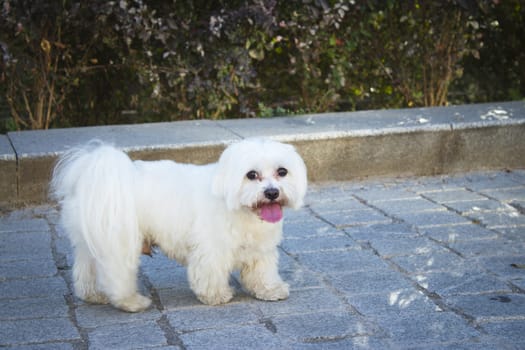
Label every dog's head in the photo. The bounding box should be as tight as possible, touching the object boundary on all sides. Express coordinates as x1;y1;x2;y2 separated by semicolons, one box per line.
212;138;307;223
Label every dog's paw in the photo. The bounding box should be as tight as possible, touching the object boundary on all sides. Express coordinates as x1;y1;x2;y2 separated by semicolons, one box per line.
83;292;110;305
196;287;234;306
113;294;152;313
254;282;289;301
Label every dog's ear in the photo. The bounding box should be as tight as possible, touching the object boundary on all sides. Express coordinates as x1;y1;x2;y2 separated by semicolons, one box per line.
211;152;227;199
284;144;308;210
211;143;243;211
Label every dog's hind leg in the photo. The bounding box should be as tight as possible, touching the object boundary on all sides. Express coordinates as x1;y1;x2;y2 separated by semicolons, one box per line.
96;259;151;313
72;245;109;304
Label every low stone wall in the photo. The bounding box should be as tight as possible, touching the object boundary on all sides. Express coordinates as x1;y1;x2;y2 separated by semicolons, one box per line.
1;101;524;207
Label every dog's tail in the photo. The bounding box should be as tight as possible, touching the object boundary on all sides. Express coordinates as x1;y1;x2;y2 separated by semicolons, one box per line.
50;140;141;267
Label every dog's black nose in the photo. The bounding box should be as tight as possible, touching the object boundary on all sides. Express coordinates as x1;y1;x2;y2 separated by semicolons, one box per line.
264;188;280;201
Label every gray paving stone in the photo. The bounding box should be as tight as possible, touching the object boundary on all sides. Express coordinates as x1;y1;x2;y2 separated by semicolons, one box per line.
479;187;525;202
280;234;359;254
345;289;438;318
482;320;525;347
394;210;472;228
444;198;509;214
0;231;53;261
76;303;161;328
0;296;69;320
272;310;374;342
283;207;318;222
421;224;499;243
352;186;419;203
167;303;259;332
386;340;508;350
305;183;348;201
255;287;346;318
422;189;489;203
344;223;417;241
508;200;525;216
0;318;80;346
509;169;525;181
297;249;389;275
475;256;525;286
391;250;466;274
282;217;337;239
5;343;76;350
510;198;525;207
462;171;524;191
465;210;525;229
410;271;512;296
277;248;299;270
328;270;413;295
142;263;188;290
497;226;525;242
0;277;69;299
449;238;525;258
0;258;57;280
316;209;391;228
179;324;285;350
310;199;370;213
409;181;464;195
446;293;525;322
54;236;73;268
376;311;481;346
277;264;324;291
87;320;167;350
289;336;391;350
0;217;49;234
54;222;69;239
371;197;445;214
364;235;444;258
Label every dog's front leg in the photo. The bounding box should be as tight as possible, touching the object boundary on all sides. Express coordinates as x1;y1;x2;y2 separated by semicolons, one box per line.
187;253;234;305
240;251;289;301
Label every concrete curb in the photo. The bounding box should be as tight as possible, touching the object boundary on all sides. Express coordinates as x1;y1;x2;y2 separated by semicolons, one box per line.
1;101;524;206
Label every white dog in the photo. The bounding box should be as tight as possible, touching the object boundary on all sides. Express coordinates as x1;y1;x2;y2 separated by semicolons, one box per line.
50;138;307;312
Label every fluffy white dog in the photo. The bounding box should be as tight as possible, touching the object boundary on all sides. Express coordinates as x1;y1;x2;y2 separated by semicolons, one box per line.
50;138;307;312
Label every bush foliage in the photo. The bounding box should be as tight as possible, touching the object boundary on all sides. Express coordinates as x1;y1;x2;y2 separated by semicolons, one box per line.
0;0;523;131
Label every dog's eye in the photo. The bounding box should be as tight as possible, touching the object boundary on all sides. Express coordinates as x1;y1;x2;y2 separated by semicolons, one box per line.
246;170;258;180
277;167;288;177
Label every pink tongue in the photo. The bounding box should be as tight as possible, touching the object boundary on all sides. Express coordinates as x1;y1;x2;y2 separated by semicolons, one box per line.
260;203;283;223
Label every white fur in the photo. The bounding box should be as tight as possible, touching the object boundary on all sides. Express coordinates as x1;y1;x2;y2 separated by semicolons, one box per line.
50;138;307;312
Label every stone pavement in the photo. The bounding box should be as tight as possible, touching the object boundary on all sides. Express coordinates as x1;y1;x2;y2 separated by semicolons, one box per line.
1;170;525;349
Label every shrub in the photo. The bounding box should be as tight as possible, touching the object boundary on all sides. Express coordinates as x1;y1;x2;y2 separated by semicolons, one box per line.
0;0;522;132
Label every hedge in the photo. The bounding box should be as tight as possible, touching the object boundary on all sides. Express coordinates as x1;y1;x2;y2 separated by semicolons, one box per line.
0;0;523;132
